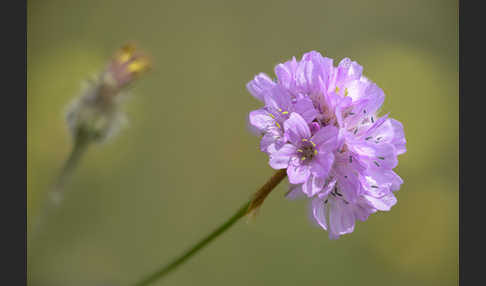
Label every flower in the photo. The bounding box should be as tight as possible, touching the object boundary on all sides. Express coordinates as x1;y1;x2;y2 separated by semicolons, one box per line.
66;44;151;144
268;112;338;196
247;51;406;239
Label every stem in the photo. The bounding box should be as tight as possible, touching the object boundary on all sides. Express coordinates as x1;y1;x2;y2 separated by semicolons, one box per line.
53;138;90;195
29;135;91;242
130;169;287;286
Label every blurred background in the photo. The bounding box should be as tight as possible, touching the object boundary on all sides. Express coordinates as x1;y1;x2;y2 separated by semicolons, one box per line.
27;0;458;285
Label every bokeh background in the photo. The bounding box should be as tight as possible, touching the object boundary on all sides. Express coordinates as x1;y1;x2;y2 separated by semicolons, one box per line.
27;0;458;285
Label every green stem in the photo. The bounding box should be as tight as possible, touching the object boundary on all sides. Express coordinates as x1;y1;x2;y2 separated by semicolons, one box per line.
130;169;287;286
53;138;90;195
29;134;91;242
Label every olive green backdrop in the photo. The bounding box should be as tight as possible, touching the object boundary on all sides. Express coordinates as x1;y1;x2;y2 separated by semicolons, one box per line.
27;0;458;285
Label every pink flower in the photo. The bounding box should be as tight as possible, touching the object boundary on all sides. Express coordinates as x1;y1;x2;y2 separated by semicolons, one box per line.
247;51;406;239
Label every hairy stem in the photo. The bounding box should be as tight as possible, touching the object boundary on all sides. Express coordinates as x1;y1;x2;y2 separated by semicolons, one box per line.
130;169;287;286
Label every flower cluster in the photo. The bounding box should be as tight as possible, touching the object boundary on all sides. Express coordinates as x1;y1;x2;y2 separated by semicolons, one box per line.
247;51;406;239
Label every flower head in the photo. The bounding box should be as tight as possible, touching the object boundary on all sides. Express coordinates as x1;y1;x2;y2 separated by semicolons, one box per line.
66;44;151;144
247;51;406;239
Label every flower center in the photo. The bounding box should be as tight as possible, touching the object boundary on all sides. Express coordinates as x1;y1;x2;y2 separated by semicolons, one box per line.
297;139;318;162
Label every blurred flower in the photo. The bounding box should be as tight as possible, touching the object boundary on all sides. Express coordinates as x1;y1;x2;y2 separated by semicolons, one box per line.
247;51;406;239
66;44;151;143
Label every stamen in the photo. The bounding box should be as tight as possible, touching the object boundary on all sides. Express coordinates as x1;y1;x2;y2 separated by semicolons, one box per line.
378;156;385;160
349;156;353;163
335;188;343;197
297;149;303;153
374;161;380;167
275;122;281;129
310;141;316;147
268;113;275;119
128;59;150;74
282;111;289;115
117;44;135;63
365;136;372;140
344;88;349;97
371;117;374;123
363;109;367;114
354;128;358;134
371;185;378;188
301;157;306;161
314;150;318;155
302;138;308;142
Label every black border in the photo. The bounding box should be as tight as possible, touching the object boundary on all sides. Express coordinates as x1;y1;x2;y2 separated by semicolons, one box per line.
459;0;483;285
3;0;27;285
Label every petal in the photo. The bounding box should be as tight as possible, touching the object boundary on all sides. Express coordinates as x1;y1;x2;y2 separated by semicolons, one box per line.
335;57;363;87
301;174;326;197
363;113;390;138
268;144;297;169
311;152;334;178
329;199;356;238
344;76;371;102
246;73;275;101
285;184;306;200
361;82;385;115
312;125;338;151
263;85;293;112
364;169;403;192
312;196;329;230
300;51;334;92
364;192;397;211
284;112;311;145
260;132;277;153
293;97;318;123
390;118;406;155
248;109;275;132
318;178;337;199
353;198;374;221
287;163;311;184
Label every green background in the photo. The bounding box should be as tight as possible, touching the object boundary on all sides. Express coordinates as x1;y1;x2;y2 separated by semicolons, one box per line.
27;0;458;285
